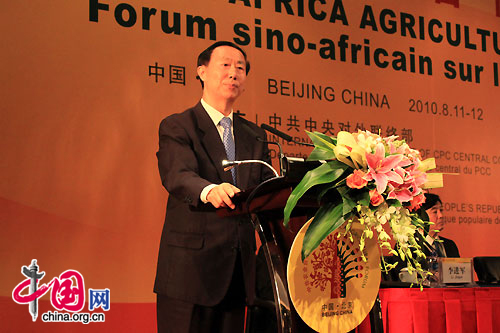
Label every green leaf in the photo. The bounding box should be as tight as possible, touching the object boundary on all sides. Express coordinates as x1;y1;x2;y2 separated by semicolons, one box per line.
343;211;354;221
342;194;357;216
358;191;370;206
316;183;338;205
283;160;348;226
302;203;345;260
386;199;402;207
306;131;337;147
308;147;336;161
305;131;337;161
336;186;356;216
336;186;365;216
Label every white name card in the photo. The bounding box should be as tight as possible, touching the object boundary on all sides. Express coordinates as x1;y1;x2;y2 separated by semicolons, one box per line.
439;258;473;284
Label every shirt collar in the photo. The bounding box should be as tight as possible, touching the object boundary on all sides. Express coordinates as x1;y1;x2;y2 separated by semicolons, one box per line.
425;234;440;246
201;99;233;127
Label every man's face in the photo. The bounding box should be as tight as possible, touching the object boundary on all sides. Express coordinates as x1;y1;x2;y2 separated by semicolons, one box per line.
426;201;444;232
197;46;247;105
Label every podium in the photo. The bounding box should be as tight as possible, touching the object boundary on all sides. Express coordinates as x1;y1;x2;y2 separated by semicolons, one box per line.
218;175;318;332
218;158;384;333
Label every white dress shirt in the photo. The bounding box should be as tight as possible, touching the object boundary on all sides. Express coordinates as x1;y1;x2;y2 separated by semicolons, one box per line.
199;99;234;203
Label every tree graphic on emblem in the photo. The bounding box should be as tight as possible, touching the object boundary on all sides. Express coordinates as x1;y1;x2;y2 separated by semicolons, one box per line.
304;232;364;298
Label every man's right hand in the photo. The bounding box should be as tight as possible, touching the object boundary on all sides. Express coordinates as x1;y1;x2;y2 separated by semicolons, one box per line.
206;183;241;209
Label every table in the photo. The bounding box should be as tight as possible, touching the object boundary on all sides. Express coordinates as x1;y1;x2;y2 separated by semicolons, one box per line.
361;287;500;333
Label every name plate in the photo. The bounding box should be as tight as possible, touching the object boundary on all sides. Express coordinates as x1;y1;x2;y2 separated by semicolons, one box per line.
439;258;473;284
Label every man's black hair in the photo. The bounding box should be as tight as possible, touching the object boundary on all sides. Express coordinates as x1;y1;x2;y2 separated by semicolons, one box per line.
421;193;442;211
196;41;250;88
417;193;442;229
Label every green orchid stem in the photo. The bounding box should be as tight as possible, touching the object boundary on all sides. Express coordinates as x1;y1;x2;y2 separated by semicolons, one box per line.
333;178;347;188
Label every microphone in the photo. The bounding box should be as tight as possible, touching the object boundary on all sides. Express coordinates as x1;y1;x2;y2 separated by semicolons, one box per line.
260;123;315;147
222;159;279;178
241;123;285;176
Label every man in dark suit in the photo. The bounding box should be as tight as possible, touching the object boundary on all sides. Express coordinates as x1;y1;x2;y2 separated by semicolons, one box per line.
154;41;274;332
420;193;460;258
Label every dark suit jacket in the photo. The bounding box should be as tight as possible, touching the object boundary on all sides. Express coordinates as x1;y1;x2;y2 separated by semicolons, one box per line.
422;235;460;258
154;102;273;306
438;236;460;258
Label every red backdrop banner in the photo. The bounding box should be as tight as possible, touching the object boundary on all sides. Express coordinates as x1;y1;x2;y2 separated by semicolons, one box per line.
1;0;499;331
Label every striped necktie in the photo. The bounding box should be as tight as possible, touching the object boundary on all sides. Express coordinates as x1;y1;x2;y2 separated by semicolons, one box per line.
219;117;236;184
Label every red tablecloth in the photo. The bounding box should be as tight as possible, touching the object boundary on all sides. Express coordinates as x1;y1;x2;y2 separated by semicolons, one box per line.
359;287;500;333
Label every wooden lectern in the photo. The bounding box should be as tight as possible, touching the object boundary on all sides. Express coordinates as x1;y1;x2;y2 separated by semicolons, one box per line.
217;158;384;333
218;175;316;332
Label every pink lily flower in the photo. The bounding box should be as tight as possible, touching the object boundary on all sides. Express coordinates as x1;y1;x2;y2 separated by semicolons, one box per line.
365;143;405;194
405;163;428;190
387;184;413;202
386;164;427;202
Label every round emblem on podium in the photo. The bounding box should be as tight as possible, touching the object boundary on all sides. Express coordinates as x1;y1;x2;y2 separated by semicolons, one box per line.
287;220;381;332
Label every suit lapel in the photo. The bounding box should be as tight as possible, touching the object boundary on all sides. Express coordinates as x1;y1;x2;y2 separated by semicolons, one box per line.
193;103;234;184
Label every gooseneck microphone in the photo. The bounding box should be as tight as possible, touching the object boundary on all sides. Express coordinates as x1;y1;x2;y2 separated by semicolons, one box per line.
221;122;281;178
240;122;286;176
222;159;279;178
260;123;315;147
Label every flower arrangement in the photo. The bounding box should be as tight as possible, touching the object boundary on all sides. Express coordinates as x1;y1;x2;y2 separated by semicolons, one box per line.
283;130;443;281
